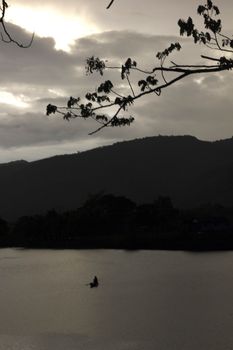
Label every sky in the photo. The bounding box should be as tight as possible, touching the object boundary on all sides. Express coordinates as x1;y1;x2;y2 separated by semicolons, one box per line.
0;0;233;162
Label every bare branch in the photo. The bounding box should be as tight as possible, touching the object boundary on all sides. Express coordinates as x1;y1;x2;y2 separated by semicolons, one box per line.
0;0;34;48
126;73;136;97
89;104;123;135
106;0;115;9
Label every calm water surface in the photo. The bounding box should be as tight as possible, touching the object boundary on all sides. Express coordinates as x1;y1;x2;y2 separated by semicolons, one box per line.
0;249;233;350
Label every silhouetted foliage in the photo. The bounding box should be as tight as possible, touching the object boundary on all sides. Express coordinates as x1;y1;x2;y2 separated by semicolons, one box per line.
67;193;136;237
0;194;232;250
0;217;8;245
47;1;233;135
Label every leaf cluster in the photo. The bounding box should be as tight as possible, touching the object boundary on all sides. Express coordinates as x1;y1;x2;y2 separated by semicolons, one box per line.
67;97;80;108
114;95;134;109
121;58;137;79
46;104;57;115
110;116;134;127
219;56;233;69
96;115;108;122
86;56;106;75
138;75;158;92
222;39;233;49
97;80;113;93
47;1;233;135
156;42;181;60
86;92;110;104
178;1;221;46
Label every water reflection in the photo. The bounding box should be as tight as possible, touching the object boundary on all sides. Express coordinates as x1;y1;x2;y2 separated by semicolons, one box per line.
0;249;232;350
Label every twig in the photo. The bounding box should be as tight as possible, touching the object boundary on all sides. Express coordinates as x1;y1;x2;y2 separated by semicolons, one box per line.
106;0;115;9
0;0;34;48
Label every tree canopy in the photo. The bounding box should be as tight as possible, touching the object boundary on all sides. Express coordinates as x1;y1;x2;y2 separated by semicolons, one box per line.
46;1;233;135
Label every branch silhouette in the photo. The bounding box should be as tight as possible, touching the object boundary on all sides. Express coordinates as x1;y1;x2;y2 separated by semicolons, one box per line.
106;0;115;9
47;1;233;135
0;0;34;47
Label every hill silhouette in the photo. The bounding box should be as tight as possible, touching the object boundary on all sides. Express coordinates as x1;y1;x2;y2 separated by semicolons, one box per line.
1;135;233;220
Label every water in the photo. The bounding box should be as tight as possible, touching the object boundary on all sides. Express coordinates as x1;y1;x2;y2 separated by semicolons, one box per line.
0;249;233;350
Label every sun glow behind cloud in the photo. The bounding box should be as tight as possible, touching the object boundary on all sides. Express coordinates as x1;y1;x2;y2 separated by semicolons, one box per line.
0;91;29;108
6;5;99;51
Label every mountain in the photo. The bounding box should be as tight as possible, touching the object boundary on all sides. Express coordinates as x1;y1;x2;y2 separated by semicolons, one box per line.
0;135;233;220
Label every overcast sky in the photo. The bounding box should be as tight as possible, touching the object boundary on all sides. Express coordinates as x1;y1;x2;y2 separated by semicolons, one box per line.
0;0;233;162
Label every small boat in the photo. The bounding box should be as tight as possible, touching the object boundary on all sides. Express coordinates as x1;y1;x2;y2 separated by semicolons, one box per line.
89;276;99;288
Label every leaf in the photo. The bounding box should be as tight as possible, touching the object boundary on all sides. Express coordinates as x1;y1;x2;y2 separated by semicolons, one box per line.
121;65;126;80
213;5;220;15
115;97;122;105
187;17;194;36
85;93;92;101
205;32;211;41
63;112;72;121
46;104;57;115
146;76;158;85
96;115;108;122
97;80;113;94
125;58;132;69
175;42;182;51
207;0;213;10
67;97;79;108
138;80;147;91
201;36;206;44
197;5;206;15
156;52;162;60
86;103;93;109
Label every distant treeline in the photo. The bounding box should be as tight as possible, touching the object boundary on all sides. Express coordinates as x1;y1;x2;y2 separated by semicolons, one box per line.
1;194;233;250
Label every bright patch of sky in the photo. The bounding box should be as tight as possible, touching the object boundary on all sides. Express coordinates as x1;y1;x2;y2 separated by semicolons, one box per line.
0;91;29;108
6;5;99;51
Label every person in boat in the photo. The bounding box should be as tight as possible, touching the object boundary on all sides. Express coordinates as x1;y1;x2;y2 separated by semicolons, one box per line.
90;276;99;288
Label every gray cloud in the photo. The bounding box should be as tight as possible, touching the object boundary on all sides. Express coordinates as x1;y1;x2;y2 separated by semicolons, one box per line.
0;25;79;87
11;0;233;36
0;14;232;162
133;73;233;140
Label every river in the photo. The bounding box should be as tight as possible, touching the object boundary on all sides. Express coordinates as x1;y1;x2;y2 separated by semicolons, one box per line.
0;248;232;350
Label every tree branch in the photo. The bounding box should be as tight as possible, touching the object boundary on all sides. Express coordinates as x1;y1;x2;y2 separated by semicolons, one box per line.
0;0;34;48
106;0;115;9
47;1;233;135
88;62;232;135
